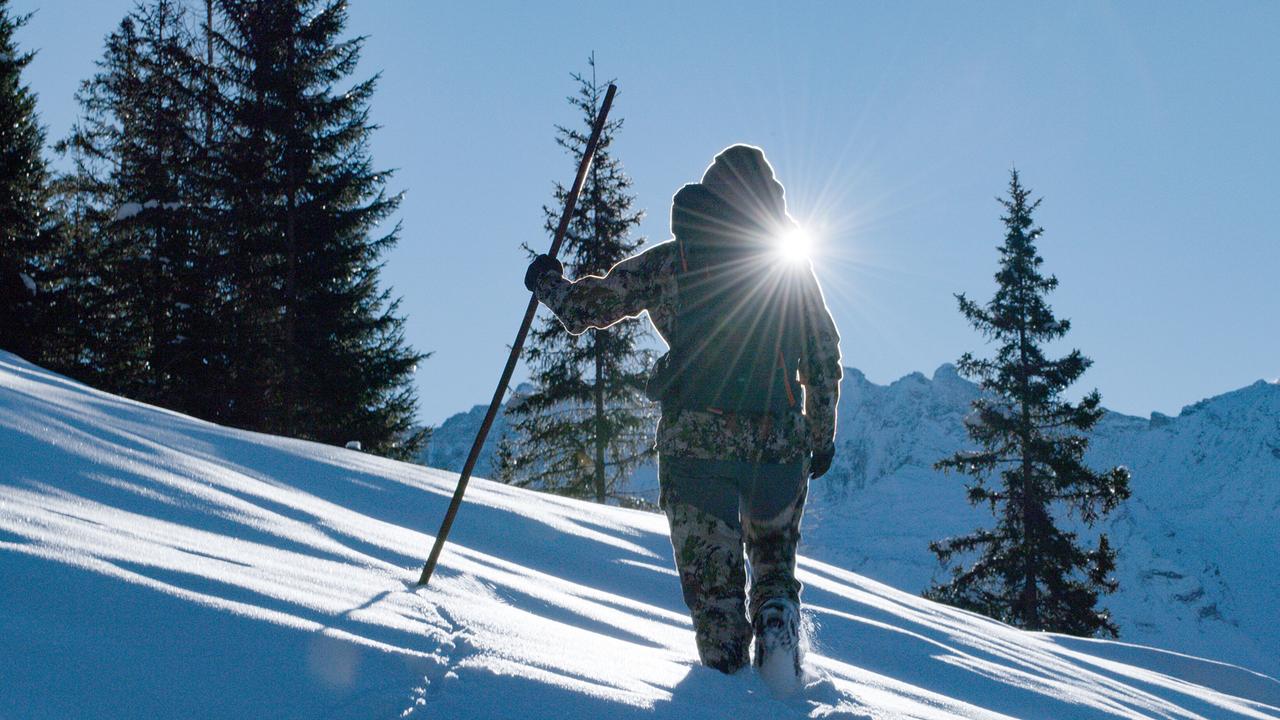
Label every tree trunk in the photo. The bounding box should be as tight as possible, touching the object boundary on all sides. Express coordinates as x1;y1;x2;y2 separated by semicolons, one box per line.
205;0;214;145
589;115;607;505
283;23;299;433
593;320;607;502
1017;307;1040;631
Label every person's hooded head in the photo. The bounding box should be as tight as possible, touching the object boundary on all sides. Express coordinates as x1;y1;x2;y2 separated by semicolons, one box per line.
700;144;787;225
671;145;792;268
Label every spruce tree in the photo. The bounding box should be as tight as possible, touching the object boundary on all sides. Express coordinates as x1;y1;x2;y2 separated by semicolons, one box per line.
498;60;656;504
56;0;221;413
213;0;425;458
37;183;100;380
928;170;1131;638
0;1;53;361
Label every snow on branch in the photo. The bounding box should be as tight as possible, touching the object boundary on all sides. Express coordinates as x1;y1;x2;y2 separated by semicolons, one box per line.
113;200;185;221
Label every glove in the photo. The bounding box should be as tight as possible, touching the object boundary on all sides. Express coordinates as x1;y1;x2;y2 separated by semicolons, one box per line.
524;254;563;294
809;448;834;480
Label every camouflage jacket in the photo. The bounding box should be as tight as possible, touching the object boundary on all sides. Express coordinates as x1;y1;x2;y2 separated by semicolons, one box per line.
533;240;842;465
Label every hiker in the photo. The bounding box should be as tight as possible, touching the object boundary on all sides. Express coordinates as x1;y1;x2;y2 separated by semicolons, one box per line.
524;144;841;675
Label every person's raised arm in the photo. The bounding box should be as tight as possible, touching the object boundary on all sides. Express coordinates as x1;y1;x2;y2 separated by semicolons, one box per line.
525;242;673;336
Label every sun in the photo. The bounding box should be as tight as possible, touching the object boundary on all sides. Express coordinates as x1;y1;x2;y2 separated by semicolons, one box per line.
777;226;813;263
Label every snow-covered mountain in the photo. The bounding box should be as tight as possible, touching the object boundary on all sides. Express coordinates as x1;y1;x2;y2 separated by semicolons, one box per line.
417;386;520;479
419;382;659;501
4;351;1278;719
425;365;1280;677
805;365;1280;679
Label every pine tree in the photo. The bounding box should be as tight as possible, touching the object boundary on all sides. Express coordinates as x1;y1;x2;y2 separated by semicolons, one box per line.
37;183;100;380
498;59;656;505
927;170;1131;638
55;0;222;413
0;1;54;361
213;0;425;458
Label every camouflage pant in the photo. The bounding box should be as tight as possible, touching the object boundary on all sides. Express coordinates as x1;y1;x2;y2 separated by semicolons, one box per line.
660;455;808;673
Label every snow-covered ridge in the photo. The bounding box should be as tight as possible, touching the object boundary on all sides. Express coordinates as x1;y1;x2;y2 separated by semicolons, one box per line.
807;364;1280;678
418;386;518;479
2;351;1278;719
420;380;659;499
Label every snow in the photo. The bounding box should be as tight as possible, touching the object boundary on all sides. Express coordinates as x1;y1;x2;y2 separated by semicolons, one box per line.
19;271;36;294
113;202;144;220
1;350;1278;719
113;200;185;220
802;365;1280;679
425;364;1279;675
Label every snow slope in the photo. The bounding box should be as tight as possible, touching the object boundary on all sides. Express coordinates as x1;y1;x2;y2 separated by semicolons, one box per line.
423;364;1280;677
2;350;1278;719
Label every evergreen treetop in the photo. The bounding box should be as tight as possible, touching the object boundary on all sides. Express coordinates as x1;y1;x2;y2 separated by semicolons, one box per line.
0;0;53;361
928;169;1131;638
56;0;215;407
213;0;426;458
498;58;656;504
43;0;425;460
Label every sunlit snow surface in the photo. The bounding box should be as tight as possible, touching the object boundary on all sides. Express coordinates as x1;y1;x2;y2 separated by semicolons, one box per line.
2;352;1277;719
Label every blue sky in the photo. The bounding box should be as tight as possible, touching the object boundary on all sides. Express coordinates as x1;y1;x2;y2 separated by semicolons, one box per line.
13;1;1279;426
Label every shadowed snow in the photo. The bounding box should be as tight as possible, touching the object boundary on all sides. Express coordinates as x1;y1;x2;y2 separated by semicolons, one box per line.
2;351;1277;719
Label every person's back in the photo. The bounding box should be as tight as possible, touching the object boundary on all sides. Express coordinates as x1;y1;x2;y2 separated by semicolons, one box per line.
526;144;841;682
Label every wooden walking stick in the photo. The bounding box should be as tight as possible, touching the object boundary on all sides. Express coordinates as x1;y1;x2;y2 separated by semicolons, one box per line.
417;83;617;587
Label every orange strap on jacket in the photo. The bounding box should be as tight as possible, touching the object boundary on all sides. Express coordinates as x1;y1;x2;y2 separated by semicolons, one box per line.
777;347;797;408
